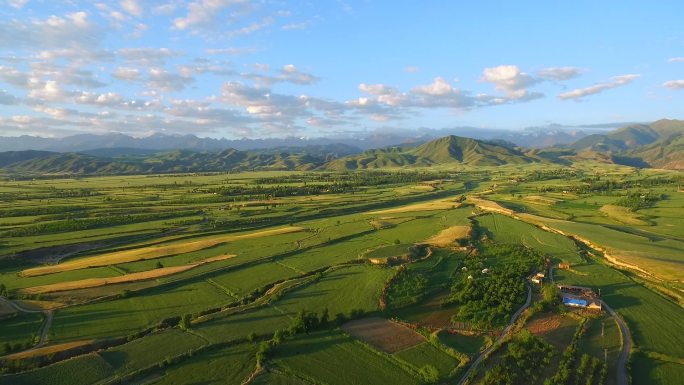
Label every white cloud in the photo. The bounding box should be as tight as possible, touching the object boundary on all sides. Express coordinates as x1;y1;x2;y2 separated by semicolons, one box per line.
148;67;194;92
76;91;123;106
228;16;273;37
537;67;583;81
36;48;114;63
113;67;141;82
558;74;639;101
663;80;684;90
0;11;102;49
117;47;182;65
27;80;72;101
404;66;419;73
174;0;249;30
481;65;538;94
8;0;29;9
121;0;143;17
412;77;456;96
0;65;28;87
667;57;684;63
243;64;319;86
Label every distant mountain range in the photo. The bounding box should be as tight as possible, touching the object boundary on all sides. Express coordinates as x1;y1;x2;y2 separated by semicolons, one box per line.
0;120;680;176
0;125;604;154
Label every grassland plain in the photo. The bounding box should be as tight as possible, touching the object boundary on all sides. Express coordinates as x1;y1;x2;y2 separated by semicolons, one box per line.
0;167;682;385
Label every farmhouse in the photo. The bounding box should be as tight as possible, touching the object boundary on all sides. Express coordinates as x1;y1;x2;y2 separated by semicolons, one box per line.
530;272;545;285
557;284;602;312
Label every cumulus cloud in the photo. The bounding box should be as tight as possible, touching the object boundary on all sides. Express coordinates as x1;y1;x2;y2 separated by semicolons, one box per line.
481;65;538;96
558;74;639;101
244;64;319;86
663;80;684;90
0;65;28;87
0;12;102;50
118;47;182;66
27;80;73;101
120;0;143;17
148;67;194;92
113;67;141;81
36;48;115;63
174;0;249;30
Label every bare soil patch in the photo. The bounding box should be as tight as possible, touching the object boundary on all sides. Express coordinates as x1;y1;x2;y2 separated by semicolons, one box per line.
342;317;425;353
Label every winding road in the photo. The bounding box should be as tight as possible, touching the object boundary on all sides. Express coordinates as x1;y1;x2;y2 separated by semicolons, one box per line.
0;296;53;349
455;285;532;385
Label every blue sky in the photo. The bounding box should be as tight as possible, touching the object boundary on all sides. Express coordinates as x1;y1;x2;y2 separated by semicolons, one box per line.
0;0;682;138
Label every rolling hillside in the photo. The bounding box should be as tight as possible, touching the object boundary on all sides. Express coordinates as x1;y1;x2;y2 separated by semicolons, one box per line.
568;119;683;169
324;135;537;170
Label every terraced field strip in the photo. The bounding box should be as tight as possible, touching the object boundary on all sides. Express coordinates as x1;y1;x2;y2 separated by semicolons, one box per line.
21;254;236;294
365;198;461;215
424;225;471;247
20;226;303;277
599;204;650;225
3;339;95;360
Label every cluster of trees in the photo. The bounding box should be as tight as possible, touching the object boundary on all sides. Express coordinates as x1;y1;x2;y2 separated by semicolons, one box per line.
614;191;662;211
445;246;541;329
4;210;198;237
387;273;428;308
482;330;554;385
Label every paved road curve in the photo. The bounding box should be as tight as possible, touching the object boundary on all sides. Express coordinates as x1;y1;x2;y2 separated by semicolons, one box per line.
0;296;53;349
455;285;532;385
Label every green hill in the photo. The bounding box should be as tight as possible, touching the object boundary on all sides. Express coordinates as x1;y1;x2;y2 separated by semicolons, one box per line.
324;135;537;170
